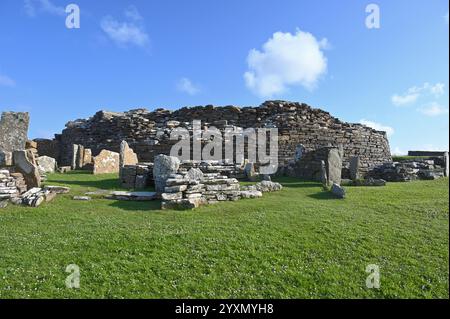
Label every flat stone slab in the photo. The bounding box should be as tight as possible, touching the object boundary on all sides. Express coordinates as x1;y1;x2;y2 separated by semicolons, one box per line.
85;189;110;195
44;186;71;194
105;191;158;201
73;196;91;201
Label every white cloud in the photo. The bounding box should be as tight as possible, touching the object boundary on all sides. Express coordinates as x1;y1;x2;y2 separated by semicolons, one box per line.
417;102;449;117
0;74;16;87
177;78;201;95
244;29;328;97
124;5;142;21
24;0;65;17
360;119;395;137
100;8;149;48
391;93;419;106
391;82;445;106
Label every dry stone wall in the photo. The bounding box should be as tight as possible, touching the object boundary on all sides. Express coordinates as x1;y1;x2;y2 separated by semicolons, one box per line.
55;101;392;175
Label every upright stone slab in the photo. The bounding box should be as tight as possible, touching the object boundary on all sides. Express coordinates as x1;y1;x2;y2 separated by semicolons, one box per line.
444;152;449;177
294;144;306;162
0;150;13;166
83;149;92;165
153;155;180;193
71;144;79;170
119;141;138;168
13;150;41;188
76;145;85;169
92;150;120;175
319;160;328;186
37;156;57;174
0;112;30;153
244;162;257;182
326;147;343;185
349;156;361;181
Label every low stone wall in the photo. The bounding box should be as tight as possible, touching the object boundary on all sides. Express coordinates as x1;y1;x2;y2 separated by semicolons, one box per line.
367;157;447;182
0;169;27;204
119;160;245;190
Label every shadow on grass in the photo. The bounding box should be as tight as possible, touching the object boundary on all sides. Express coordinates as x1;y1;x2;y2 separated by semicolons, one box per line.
107;199;162;211
49;179;120;190
307;191;339;200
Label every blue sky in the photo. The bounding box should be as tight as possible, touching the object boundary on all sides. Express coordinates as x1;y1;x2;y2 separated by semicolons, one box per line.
0;0;448;154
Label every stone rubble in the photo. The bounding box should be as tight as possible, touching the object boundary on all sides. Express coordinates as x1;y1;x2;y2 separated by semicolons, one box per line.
367;158;447;182
105;191;157;201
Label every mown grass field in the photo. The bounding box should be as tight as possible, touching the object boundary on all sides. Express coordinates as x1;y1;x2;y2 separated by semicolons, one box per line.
0;172;448;299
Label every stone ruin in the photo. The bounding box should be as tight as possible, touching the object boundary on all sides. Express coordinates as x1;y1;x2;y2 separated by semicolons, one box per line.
0;111;69;208
37;101;392;177
153;155;283;210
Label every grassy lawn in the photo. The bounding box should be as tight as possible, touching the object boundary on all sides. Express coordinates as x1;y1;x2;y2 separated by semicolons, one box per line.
0;171;448;299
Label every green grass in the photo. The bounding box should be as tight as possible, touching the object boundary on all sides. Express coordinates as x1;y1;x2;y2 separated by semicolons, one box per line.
0;171;448;299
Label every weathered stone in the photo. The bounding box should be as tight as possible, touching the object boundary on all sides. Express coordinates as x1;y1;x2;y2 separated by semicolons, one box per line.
83;149;92;165
240;190;263;199
349;156;360;181
37;156;57;174
76;145;85;169
0;150;13;166
106;191;157;201
119;140;139;168
185;168;204;182
58;166;72;173
73;196;91;201
0;112;29;153
294;144;306;162
92;150;120;175
71;144;79;170
153;155;180;193
0;200;8;208
161;198;207;210
444;151;449;177
161;192;183;200
331;183;345;199
13;150;41;188
165;185;187;193
319;161;328;186
326;147;343;186
44;186;70;194
244;162;258;182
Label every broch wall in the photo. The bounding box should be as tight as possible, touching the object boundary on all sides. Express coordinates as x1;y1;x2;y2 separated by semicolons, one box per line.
38;101;392;175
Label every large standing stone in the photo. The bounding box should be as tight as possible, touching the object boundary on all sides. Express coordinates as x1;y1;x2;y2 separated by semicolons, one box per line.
37;156;57;174
119;140;138;167
76;145;85;169
244;162;258;182
319;160;328;186
444;151;449;177
83;149;92;165
13;150;41;188
153;155;180;193
92;150;120;175
294;144;306;162
349;156;361;181
71;144;79;170
0;112;29;153
326;147;343;186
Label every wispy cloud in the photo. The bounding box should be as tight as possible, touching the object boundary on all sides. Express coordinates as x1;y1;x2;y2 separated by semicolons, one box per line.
360;119;395;137
177;78;201;95
24;0;65;17
417;102;449;117
100;6;149;48
244;29;328;97
391;82;445;107
0;74;16;87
